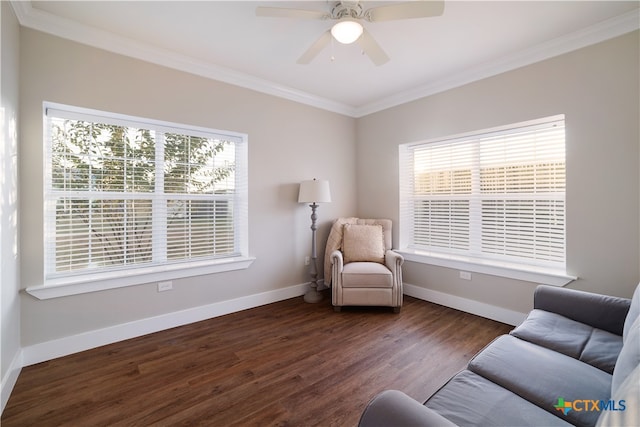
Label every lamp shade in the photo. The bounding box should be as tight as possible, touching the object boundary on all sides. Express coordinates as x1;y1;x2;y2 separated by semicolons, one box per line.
298;179;331;203
331;20;363;44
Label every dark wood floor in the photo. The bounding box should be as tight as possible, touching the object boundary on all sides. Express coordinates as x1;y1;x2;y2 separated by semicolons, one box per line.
2;292;511;426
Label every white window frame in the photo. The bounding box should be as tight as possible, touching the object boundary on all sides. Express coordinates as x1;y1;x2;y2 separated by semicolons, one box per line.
27;102;253;299
398;115;575;286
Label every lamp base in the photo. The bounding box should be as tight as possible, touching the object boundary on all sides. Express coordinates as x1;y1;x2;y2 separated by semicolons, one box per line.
303;285;323;303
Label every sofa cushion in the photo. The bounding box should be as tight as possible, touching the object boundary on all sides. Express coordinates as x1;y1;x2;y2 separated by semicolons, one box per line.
580;329;624;374
342;224;385;264
623;282;640;342
511;309;591;357
342;262;393;288
468;335;612;427
511;309;622;373
612;316;640;396
424;370;572;426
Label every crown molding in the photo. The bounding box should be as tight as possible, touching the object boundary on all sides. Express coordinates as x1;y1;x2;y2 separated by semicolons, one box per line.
10;1;358;117
354;8;640;117
11;2;639;119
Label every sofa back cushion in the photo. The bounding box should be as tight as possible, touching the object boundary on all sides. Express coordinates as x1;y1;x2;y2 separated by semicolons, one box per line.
613;316;640;396
510;309;623;373
623;282;640;342
533;285;631;335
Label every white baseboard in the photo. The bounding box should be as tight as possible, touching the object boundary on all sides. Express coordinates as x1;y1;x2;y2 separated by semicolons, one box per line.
1;349;23;414
6;281;521;413
21;282;308;367
404;283;526;326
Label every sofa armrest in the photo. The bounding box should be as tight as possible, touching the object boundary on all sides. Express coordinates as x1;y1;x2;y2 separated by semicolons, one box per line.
534;285;631;335
359;390;457;427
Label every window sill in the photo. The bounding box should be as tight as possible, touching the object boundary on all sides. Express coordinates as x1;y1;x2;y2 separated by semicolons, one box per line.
396;249;576;287
26;256;256;300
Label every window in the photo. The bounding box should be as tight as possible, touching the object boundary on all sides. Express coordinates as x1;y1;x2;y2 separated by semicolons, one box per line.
399;115;568;281
41;103;250;294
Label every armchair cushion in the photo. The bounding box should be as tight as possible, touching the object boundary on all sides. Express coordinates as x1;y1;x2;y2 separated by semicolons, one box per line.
342;262;393;288
343;224;385;264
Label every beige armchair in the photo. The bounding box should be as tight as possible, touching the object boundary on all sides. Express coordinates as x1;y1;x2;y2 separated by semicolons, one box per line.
324;218;404;312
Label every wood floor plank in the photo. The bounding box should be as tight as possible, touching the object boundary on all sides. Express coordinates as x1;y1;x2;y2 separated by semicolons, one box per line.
2;293;511;426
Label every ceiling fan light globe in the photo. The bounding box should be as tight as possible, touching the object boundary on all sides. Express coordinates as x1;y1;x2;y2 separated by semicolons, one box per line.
331;20;363;44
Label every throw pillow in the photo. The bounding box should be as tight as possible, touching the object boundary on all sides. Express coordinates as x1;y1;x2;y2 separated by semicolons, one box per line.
342;224;385;264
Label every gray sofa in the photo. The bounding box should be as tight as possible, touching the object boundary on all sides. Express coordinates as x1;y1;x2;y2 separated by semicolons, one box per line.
359;283;640;427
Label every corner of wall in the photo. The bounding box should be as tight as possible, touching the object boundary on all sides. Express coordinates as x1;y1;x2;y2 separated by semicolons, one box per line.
1;0;23;415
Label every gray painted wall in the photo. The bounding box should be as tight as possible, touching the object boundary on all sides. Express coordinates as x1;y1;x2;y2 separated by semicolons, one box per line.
19;28;357;347
356;31;640;314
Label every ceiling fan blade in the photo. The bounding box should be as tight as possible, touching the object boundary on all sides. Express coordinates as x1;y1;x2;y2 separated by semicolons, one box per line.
356;29;389;66
256;7;329;20
297;30;332;64
366;0;445;22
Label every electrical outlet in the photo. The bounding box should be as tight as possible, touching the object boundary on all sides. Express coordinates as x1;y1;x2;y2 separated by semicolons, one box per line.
158;281;173;292
304;256;310;266
459;271;472;281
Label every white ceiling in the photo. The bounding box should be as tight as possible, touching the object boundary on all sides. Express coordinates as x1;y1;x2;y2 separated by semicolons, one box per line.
13;1;640;117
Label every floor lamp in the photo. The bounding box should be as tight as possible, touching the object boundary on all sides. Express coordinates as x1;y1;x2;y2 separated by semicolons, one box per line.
298;179;331;303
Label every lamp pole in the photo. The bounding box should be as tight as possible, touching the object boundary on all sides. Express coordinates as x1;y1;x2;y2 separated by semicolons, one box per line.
304;202;322;303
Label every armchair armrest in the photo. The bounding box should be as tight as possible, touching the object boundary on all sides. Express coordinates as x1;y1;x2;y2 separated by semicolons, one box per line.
330;249;343;270
385;249;404;273
359;390;457;427
534;285;631;335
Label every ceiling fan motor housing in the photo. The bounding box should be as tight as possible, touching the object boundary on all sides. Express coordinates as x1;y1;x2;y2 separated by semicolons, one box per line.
331;1;365;20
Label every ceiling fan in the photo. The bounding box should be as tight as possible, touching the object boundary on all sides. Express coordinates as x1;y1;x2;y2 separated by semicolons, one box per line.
256;1;445;66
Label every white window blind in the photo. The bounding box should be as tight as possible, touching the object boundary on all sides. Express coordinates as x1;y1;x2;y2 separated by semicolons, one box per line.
44;103;248;281
399;115;566;269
